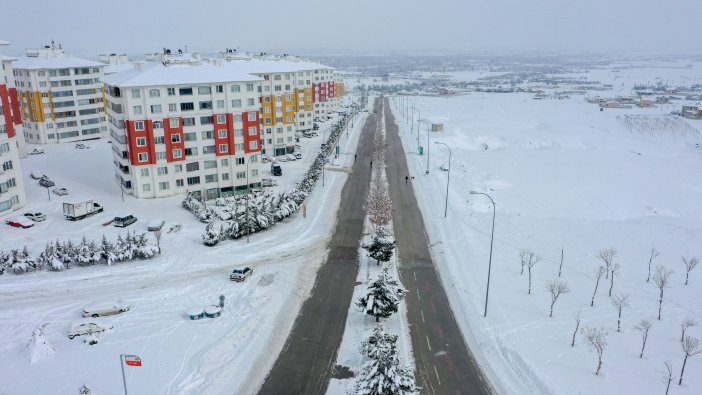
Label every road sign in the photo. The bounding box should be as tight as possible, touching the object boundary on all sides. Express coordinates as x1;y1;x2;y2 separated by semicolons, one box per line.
124;355;142;367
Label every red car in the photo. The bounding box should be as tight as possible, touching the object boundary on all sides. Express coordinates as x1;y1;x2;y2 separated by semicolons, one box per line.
6;218;34;229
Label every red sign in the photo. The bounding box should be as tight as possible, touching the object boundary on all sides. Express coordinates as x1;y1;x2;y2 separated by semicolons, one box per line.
124;355;142;367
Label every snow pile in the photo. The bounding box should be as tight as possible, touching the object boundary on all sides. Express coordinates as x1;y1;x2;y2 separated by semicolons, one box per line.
27;325;55;363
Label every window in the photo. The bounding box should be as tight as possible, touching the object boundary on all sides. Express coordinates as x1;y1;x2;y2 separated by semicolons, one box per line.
246;83;254;92
248;126;257;136
174;164;183;172
248;141;257;150
135;121;145;131
176;179;184;187
184;132;197;141
159;181;169;190
233;114;242;122
157;166;168;175
204;160;217;169
235;143;244;151
133;105;143;115
215;85;223;93
247;98;255;106
250;155;258;163
169;118;179;128
156;151;166;160
169;103;177;112
173;149;183;158
149;89;160;98
205;174;218;183
150;104;162;113
136;137;147;146
199;101;212;110
186;162;200;172
231;99;241;108
131;89;140;98
236;171;246;179
231;85;240;93
219;144;228;152
251;169;258;177
38;71;45;76
236;157;245;165
138;153;148;162
180;102;194;111
217;115;226;123
222;173;229;181
217;100;225;109
218;129;227;138
171;134;181;143
220;158;228;166
187;176;201;185
142;183;151;192
182;117;195;126
153;121;163;129
185;147;198;156
179;87;193;96
286;116;292;122
200;116;213;125
167;87;175;96
203;145;216;154
198;86;211;94
140;168;149;176
201;130;214;139
154;136;165;144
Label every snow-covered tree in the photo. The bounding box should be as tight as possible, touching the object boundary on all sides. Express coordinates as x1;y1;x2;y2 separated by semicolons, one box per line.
357;267;406;322
363;226;397;266
355;348;418;395
679;336;701;385
680;318;697;344
646;248;660;283
133;232;159;258
0;250;10;275
681;256;698;285
610;293;629;332
77;236;92;266
634;319;652;358
27;324;55;363
360;324;398;360
78;384;92;395
202;223;220;246
590;265;607;307
100;235;117;265
652;265;674;320
598;247;617;280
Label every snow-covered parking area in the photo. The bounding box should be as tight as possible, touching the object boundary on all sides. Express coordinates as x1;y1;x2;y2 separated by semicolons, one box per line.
0;106;368;394
393;87;702;394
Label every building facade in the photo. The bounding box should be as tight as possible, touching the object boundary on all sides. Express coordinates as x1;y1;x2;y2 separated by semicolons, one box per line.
103;53;264;199
12;46;107;144
0;40;27;216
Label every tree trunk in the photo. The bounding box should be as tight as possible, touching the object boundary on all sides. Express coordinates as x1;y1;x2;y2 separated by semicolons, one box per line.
608;272;614;296
639;334;647;358
617;309;622;332
550;301;555;317
685;272;689;285
375;315;379;323
647;256;652;283
679;355;688;385
665;377;671;395
558;249;564;277
658;298;663;320
591;279;600;307
520;265;524;275
571;321;579;347
528;268;532;295
595;355;602;375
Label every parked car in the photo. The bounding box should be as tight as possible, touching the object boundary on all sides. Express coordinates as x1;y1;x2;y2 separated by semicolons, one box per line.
313;123;320;130
52;187;69;196
294;152;302;159
38;176;55;187
261;178;278;187
28;148;45;155
261;154;271;163
271;163;282;176
230;267;253;282
147;219;165;231
286;154;297;161
68;321;113;339
30;171;45;180
82;302;130;318
75;143;88;149
24;212;46;222
277;155;288;162
6;218;35;228
113;215;137;227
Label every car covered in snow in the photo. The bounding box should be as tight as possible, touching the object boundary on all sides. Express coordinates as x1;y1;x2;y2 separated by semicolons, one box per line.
6;217;35;228
230;267;253;282
82;302;130;318
24;212;46;222
114;215;137;227
38;176;55;187
147;219;165;231
52;187;69;196
285;154;297;161
68;320;113;339
30;170;45;180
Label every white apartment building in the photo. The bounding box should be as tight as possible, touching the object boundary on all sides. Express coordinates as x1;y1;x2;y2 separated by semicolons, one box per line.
12;46;107;144
102;53;264;199
0;40;27;216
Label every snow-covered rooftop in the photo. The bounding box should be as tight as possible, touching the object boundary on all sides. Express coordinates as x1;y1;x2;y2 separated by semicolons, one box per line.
101;61;263;88
13;53;104;70
218;57;333;74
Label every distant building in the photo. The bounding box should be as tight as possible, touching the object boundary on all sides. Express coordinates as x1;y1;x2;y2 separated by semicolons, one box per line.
12;45;108;144
681;105;701;119
600;101;632;109
0;40;27;216
438;87;454;96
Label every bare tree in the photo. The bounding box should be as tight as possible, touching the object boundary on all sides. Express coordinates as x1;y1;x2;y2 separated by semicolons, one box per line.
608;263;620;297
652;266;674;320
571;308;581;347
634;319;652;358
590;265;607;307
525;250;542;295
581;326;608;375
610;293;630;332
598;248;617;279
680;318;697;343
646;248;660;283
519;249;534;275
679;336;702;385
545;279;570;317
558;248;564;277
681;256;699;285
663;360;673;395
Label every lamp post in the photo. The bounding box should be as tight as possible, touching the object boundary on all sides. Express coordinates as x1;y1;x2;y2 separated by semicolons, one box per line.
434;142;451;218
245;154;257;244
417;118;431;173
410;106;420;141
470;191;496;318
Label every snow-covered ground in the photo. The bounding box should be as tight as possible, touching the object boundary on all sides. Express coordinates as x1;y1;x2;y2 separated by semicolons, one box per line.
391;85;702;393
0;102;369;394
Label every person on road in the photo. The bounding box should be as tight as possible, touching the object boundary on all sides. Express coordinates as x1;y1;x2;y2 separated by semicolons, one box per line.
405;175;409;184
354;154;357;162
370;160;373;168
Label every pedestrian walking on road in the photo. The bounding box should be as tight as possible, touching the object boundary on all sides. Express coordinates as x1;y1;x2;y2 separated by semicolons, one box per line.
370;160;373;168
405;175;409;184
354;154;357;162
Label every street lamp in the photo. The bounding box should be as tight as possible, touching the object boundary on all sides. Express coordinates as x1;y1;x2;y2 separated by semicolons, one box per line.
410;106;420;143
245;154;257;244
417;118;431;173
434;142;451;218
470;191;496;318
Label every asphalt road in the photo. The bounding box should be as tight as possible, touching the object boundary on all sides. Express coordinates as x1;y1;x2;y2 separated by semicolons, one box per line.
383;97;492;395
258;99;379;395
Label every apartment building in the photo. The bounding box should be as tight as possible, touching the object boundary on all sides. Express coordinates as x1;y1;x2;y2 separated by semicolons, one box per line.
0;40;27;215
12;46;107;144
102;53;264;199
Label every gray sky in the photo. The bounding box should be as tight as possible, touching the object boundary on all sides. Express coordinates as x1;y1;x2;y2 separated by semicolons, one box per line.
3;0;701;57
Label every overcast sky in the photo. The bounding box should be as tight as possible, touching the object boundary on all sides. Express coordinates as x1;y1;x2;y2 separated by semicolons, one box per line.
3;0;701;57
